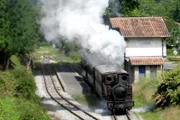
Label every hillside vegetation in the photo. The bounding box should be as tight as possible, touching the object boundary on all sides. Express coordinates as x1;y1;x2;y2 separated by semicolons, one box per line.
133;66;180;120
0;56;50;120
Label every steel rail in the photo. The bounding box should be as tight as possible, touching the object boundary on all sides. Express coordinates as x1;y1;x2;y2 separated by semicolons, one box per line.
126;109;138;120
50;63;99;120
42;57;99;120
112;114;118;120
111;109;133;120
52;65;66;92
41;58;85;120
126;110;131;120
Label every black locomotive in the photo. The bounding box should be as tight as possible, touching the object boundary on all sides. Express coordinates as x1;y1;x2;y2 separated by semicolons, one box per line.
80;53;134;112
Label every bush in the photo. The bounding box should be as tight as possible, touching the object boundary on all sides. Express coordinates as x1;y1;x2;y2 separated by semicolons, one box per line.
17;99;49;120
167;48;174;56
0;55;50;119
10;55;21;67
154;66;180;108
0;71;16;97
12;67;37;101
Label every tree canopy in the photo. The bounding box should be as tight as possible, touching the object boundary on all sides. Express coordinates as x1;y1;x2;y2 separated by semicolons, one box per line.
0;0;41;69
129;0;180;47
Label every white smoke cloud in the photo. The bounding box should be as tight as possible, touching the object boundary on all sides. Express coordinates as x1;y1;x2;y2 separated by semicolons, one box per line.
39;0;126;66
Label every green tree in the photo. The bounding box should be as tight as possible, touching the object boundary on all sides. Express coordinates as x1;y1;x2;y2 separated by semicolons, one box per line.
173;3;180;22
119;0;140;16
104;0;139;24
0;0;41;70
107;0;139;17
129;0;180;47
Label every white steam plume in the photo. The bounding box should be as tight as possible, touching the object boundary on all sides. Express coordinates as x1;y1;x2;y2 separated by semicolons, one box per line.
40;0;126;66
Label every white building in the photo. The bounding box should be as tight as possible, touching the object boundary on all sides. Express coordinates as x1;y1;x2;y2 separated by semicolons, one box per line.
110;17;169;83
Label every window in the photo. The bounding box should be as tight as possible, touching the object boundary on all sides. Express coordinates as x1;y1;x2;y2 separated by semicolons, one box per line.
139;66;146;80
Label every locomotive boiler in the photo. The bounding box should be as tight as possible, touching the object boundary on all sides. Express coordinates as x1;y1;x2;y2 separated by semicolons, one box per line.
80;53;134;113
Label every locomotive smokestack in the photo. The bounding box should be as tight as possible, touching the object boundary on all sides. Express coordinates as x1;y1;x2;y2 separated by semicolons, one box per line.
39;0;126;66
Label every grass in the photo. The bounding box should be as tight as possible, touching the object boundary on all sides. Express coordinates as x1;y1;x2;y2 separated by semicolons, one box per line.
133;78;180;120
10;55;21;67
138;111;160;120
32;45;81;69
33;46;60;62
61;51;81;63
159;106;180;120
0;96;50;120
32;45;60;70
0;54;50;120
136;106;180;120
133;79;158;108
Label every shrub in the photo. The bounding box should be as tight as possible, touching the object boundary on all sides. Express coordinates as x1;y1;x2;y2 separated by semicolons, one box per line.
10;55;21;67
167;48;174;56
12;67;37;100
17;99;49;120
154;66;180;108
0;71;16;96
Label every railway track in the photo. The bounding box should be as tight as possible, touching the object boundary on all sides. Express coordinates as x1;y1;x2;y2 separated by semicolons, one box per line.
41;56;100;120
68;63;138;120
111;112;130;120
111;109;139;120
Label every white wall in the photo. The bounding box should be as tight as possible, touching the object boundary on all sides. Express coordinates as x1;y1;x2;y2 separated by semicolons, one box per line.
163;40;166;57
125;38;166;57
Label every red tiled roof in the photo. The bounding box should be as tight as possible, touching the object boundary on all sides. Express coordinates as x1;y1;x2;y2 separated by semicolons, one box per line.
110;17;169;38
130;57;164;65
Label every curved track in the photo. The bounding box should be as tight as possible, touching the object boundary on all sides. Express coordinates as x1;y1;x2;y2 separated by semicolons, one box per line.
41;56;99;120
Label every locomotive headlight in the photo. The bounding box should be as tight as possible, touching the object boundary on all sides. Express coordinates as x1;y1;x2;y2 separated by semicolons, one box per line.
113;85;127;100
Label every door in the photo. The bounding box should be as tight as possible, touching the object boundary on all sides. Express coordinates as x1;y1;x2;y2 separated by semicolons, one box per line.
139;66;145;80
150;66;157;79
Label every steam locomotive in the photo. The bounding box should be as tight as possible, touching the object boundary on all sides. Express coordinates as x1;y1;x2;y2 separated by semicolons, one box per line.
80;53;134;112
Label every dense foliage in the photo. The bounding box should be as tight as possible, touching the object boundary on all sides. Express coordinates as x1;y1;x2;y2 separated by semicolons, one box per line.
154;66;180;108
129;0;180;47
12;67;37;100
133;77;180;120
119;0;140;16
0;67;50;120
0;0;41;70
0;66;37;100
